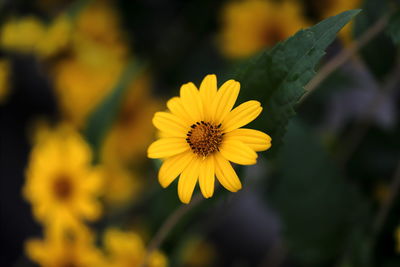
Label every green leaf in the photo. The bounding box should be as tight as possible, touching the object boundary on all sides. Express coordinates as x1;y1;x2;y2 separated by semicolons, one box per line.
235;9;361;153
387;10;400;45
84;60;145;162
269;119;369;265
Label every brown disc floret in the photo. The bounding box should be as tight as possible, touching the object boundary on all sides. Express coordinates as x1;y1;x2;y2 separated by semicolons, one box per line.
186;121;223;157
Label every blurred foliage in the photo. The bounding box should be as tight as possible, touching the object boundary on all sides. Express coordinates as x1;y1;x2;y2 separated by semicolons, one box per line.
269;119;369;265
387;9;400;44
354;0;396;80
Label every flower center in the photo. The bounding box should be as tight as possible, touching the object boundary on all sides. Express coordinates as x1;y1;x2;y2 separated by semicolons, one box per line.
53;174;73;201
186;121;223;157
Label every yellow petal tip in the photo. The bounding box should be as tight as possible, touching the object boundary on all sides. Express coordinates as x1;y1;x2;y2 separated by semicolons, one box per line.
180;197;190;204
158;180;169;188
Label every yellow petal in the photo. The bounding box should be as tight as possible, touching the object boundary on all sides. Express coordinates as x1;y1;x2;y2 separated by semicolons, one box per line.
81;167;104;193
25;239;46;263
219;139;257;165
178;158;200;204
224;128;271;151
148;251;168;267
158;150;194;188
147;138;189;159
167;97;192;125
180;82;203;123
199;156;215;198
211;80;240;124
77;198;102;221
199;74;217;121
222;100;262;132
214;153;242;192
152;111;188;137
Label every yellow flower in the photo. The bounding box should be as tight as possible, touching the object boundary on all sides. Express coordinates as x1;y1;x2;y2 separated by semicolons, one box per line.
25;224;106;267
0;16;45;53
51;1;128;128
147;74;271;203
0;59;10;104
52;56;124;127
103;228;168;267
219;0;309;58
36;15;72;58
0;15;72;58
73;0;128;66
103;163;142;208
23;124;103;232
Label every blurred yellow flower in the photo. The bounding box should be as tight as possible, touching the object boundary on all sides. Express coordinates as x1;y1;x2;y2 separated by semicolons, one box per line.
36;15;72;58
53;58;123;127
147;74;271;203
101;75;159;164
73;0;128;63
52;0;129;128
0;16;45;53
0;59;10;104
25;224;106;267
0;0;126;62
219;0;309;58
23;124;104;232
0;15;72;58
313;0;361;44
103;228;168;267
103;163;142;208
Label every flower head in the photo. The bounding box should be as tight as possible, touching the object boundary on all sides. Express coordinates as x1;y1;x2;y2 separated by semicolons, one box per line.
53;57;123;127
147;74;271;203
36;15;72;58
103;228;168;267
23;124;104;231
74;0;128;59
0;15;72;58
51;1;129;128
25;225;106;267
0;16;45;53
219;0;309;58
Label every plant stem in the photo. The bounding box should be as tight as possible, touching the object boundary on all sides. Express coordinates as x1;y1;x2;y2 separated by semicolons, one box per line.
141;193;204;267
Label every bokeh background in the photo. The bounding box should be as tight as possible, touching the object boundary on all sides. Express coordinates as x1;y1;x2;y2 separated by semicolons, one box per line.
0;0;399;266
